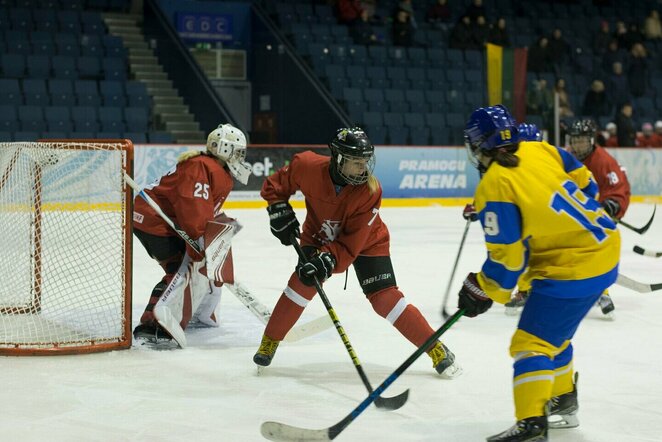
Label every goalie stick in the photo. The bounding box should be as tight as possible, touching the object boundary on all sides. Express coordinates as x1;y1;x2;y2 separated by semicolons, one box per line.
615;274;662;293
260;309;466;441
615;205;656;235
291;237;409;411
633;245;662;258
124;173;333;340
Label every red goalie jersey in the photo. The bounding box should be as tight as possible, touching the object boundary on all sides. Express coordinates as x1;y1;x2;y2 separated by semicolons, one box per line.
582;145;631;219
133;154;234;255
261;151;389;272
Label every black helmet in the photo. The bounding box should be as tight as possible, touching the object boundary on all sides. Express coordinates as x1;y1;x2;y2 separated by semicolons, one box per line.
567;119;597;160
328;127;375;185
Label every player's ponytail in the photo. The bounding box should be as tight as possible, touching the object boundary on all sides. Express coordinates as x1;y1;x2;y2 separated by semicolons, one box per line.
177;150;203;163
367;175;379;194
488;145;519;168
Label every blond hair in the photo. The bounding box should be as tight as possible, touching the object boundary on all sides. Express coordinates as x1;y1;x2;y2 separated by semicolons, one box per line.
367;175;379;194
177;150;203;163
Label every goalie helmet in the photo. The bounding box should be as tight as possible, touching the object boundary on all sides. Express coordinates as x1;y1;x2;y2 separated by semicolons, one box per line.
567;119;596;161
517;123;542;142
464;104;519;172
206;124;251;185
328;127;375;185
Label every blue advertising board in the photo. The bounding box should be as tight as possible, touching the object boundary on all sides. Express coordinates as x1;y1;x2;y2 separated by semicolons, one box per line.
176;12;234;42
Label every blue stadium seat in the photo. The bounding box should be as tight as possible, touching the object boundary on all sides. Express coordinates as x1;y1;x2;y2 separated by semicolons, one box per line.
18;105;45;132
9;8;33;31
125;81;151;108
388;127;409;144
57;11;82;33
123;132;147;143
26;55;51;78
81;11;106;34
6;33;31;55
366;126;386;144
366;66;388;89
23;79;50;105
406;89;428;113
465;69;482;85
425;113;446;128
404;113;426;130
464;50;483;68
41;131;68;139
426;90;447;113
426;48;445;67
78;56;102;79
45;106;73;132
124;107;149;132
31;31;56;55
384;89;408;112
364;89;387;112
48;79;76;106
61;0;85;11
430;127;450;145
148;131;175;144
33;9;57;32
383;112;405;128
406;47;427;68
446;69;465;89
80;34;104;57
100;80;126;106
346;65;369;89
52;55;77;79
99;106;125;132
74;80;101;106
386;66;408;89
69;131;95;139
363;111;384;128
0;10;8;31
446;49;464;68
71;106;99;132
55;33;80;56
368;45;388;64
96;131;123;139
388;46;408;67
410;127;430;145
0;105;19;133
347;45;368;65
103;35;126;57
0;132;12;142
14;131;39;141
0;79;23;105
406;67;427;90
426;68;446;90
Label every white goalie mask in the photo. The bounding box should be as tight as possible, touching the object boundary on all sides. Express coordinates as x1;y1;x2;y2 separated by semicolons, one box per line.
206;124;251;185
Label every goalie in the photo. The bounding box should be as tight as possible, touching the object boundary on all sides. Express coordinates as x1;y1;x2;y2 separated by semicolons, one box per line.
132;124;251;345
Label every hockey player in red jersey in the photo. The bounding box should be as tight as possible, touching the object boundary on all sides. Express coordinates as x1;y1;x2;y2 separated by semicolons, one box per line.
132;124;251;342
566;118;631;317
253;127;461;378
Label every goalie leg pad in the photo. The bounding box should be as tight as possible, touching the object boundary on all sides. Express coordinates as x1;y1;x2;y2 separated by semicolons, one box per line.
190;282;222;328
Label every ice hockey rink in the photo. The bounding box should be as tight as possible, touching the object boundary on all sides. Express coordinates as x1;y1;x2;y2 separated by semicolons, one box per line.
2;204;661;442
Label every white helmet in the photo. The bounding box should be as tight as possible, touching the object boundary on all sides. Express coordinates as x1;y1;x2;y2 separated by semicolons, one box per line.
206;124;251;185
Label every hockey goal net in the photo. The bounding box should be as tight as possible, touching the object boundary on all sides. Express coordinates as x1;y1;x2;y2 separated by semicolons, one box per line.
0;140;133;355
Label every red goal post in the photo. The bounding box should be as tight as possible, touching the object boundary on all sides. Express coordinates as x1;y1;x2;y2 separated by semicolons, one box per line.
0;139;133;355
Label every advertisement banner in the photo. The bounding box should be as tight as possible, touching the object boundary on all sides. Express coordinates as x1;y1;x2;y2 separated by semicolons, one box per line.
176;12;234;42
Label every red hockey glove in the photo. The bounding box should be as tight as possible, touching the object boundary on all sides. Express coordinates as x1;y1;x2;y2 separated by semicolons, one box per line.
462;204;478;222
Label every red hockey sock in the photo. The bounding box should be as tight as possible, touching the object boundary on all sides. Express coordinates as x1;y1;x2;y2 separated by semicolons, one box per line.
264;273;317;341
369;287;435;348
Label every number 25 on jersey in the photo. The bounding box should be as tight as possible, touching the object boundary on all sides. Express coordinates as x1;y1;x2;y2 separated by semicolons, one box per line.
194;182;209;199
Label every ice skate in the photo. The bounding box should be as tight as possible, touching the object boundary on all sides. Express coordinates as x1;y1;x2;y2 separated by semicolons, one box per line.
427;341;462;379
597;294;615;320
486;416;548;441
253;334;281;370
133;322;177;349
548;373;579;429
505;291;529;316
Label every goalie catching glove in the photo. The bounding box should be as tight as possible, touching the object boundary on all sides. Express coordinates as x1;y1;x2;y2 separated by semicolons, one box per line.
458;272;493;317
267;202;300;246
296;251;336;286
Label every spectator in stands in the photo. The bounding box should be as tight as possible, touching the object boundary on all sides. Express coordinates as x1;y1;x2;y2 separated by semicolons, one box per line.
395;0;417;29
624;22;644;50
655;120;662;142
608;61;631;108
555;78;575;119
487;17;510;47
603;122;619;147
644;10;662;40
351;10;380;45
465;0;486;21
636;122;660;147
615;103;636;146
602;39;628;73
527;79;553;131
426;0;452;25
337;0;364;25
614;21;629;50
472;15;490;48
582;80;612;120
361;0;378;22
527;37;552;73
548;28;570;71
449;15;474;50
627;43;649;98
594;21;612;55
392;8;414;47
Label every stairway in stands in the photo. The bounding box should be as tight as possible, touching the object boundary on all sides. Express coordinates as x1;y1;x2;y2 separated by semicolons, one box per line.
103;12;205;144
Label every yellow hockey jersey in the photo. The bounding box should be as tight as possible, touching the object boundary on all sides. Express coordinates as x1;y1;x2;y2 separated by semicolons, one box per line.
474;141;620;304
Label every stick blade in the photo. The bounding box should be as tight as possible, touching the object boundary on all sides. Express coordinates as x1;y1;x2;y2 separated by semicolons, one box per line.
374;389;409;410
261;421;331;442
633;245;662;258
616;274;652;293
284;315;333;343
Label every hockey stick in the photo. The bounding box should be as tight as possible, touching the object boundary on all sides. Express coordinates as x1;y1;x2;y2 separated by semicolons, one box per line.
615;205;656;235
225;282;332;343
291;236;409;411
615;274;662;293
441;219;472;319
261;308;466;441
632;245;662;258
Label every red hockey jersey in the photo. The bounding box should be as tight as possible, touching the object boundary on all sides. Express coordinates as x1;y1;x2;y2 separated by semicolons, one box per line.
261;151;389;273
133;154;234;253
583;145;631;219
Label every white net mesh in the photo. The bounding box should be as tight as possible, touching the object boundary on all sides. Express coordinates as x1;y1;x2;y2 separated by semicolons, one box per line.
0;141;132;354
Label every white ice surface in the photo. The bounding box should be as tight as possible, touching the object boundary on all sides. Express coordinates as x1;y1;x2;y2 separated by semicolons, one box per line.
2;204;662;442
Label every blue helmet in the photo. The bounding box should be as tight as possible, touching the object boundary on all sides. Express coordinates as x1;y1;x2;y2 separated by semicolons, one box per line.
464;105;519;172
517;123;542;141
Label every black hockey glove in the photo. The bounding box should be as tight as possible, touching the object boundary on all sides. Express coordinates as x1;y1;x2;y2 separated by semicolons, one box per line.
296;251;336;286
267;202;300;246
602;198;620;218
462;203;478;222
458;272;493;318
